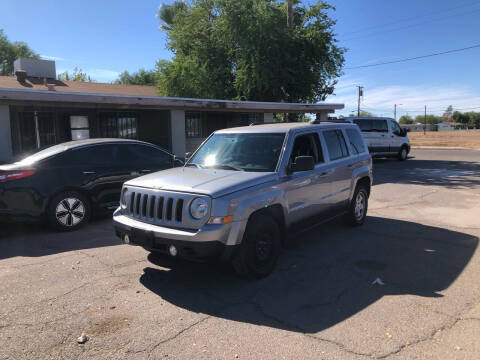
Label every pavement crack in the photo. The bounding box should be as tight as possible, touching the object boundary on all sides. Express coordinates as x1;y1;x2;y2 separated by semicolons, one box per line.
147;315;211;358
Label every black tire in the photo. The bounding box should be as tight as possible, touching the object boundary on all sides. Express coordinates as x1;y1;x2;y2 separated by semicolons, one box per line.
47;191;91;231
398;146;408;161
346;184;368;226
232;213;281;279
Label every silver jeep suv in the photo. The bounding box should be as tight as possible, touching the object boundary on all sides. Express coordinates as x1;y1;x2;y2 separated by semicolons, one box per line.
113;122;372;277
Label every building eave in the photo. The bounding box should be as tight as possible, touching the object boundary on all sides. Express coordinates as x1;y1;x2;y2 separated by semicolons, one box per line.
0;88;344;113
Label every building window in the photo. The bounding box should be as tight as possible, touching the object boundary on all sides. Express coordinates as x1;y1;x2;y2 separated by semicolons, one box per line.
185;112;203;138
98;112;137;139
17;111;56;153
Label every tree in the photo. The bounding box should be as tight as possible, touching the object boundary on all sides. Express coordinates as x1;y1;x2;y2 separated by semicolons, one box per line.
58;67;93;82
348;111;374;117
156;0;345;102
0;29;39;75
414;114;441;124
464;111;480;128
115;68;158;86
399;115;414;124
452;111;469;125
442;105;453;123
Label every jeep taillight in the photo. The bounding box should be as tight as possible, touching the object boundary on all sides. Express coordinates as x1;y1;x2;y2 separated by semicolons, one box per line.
0;170;36;183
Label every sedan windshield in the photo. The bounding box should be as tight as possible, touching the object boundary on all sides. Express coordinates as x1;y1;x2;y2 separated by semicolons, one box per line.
188;133;285;172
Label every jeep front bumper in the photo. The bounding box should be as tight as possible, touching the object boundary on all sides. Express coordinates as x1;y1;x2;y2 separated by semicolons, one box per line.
113;213;240;261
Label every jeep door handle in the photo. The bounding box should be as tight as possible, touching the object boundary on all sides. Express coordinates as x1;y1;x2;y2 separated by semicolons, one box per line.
83;171;96;175
347;164;354;168
319;171;331;177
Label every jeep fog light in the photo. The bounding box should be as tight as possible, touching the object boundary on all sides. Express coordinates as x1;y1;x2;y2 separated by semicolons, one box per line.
208;215;233;224
169;245;178;257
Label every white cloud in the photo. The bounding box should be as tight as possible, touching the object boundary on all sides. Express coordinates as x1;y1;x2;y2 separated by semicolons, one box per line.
40;55;66;61
327;78;480;117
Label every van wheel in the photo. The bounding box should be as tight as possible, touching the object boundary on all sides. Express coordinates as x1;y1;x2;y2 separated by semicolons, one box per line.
47;191;91;231
232;213;281;279
398;146;408;161
346;185;368;226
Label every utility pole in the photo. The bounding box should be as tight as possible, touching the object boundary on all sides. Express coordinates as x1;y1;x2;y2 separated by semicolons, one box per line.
286;0;293;28
424;105;427;135
394;104;402;121
357;86;364;116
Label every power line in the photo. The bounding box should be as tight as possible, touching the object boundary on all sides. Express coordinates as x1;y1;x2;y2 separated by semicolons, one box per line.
340;0;480;36
341;7;480;42
345;43;480;69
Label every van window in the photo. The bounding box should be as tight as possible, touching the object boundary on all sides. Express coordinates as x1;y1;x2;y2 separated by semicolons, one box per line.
374;120;388;132
323;130;349;161
346;129;366;154
353;119;372;132
290;133;324;164
390;120;403;136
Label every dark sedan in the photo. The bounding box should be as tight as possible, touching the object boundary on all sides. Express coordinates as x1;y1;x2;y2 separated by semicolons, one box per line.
0;139;182;231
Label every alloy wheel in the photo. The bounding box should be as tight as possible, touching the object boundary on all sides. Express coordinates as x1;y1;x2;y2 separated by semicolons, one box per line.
354;191;366;222
55;198;85;227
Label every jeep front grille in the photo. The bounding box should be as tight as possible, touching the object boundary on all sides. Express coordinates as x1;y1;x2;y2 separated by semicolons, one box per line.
125;187;210;230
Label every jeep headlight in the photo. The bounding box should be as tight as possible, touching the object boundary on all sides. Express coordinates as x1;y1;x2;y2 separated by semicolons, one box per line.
190;198;209;219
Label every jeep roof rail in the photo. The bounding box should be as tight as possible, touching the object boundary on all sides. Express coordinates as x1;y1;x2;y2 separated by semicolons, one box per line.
309;119;351;124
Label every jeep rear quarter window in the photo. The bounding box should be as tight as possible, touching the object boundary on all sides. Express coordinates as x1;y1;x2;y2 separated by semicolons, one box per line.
346;128;366;154
323;130;349;161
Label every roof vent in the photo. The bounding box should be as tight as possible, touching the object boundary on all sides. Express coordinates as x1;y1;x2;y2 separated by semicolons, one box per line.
13;58;56;79
15;70;27;82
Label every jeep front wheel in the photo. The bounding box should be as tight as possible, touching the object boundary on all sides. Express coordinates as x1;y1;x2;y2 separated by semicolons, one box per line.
232;213;281;279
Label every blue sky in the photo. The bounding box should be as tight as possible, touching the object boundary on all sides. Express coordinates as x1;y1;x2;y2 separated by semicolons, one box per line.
1;0;479;117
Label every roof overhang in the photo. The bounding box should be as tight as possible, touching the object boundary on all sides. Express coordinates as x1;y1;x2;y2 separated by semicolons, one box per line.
0;88;344;113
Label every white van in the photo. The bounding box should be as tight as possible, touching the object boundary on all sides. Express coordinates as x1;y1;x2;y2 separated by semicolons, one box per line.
344;117;410;160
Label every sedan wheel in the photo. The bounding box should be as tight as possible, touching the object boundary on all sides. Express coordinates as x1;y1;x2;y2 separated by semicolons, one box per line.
55;198;86;227
48;191;91;231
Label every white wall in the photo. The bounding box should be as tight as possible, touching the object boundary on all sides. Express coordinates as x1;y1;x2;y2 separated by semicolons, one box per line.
170;110;186;157
0;105;13;164
264;113;274;122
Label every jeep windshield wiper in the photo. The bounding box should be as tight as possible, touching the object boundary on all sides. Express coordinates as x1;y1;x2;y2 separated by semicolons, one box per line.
185;163;204;168
209;164;244;171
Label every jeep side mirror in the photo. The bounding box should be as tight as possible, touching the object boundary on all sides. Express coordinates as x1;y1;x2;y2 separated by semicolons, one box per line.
291;156;315;172
185;152;192;160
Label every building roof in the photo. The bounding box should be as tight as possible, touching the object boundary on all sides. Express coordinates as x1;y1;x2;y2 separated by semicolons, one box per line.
0;75;344;113
0;75;158;96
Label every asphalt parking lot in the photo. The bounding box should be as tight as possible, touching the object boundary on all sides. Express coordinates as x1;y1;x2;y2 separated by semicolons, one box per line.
1;148;480;360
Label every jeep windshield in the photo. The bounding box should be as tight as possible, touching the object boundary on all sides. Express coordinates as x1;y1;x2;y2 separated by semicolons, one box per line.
187;133;285;172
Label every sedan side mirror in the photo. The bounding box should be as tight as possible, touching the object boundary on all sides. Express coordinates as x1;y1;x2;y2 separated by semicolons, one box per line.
291;156;315;172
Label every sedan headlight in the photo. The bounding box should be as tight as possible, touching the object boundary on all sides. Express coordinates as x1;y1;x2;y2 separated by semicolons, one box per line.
190;198;209;219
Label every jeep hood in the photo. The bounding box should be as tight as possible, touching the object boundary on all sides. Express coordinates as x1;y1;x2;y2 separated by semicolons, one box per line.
124;167;277;198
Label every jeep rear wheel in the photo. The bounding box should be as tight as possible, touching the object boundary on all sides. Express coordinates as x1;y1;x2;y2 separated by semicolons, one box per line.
232;213;281;279
346;185;368;226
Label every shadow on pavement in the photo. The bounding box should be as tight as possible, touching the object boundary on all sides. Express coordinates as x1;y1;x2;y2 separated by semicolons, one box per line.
140;216;478;333
373;158;480;188
0;217;119;260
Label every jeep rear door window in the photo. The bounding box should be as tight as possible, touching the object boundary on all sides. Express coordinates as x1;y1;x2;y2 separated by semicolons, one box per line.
323;130;349;161
189;133;285;172
346;129;366;154
290;133;324;164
